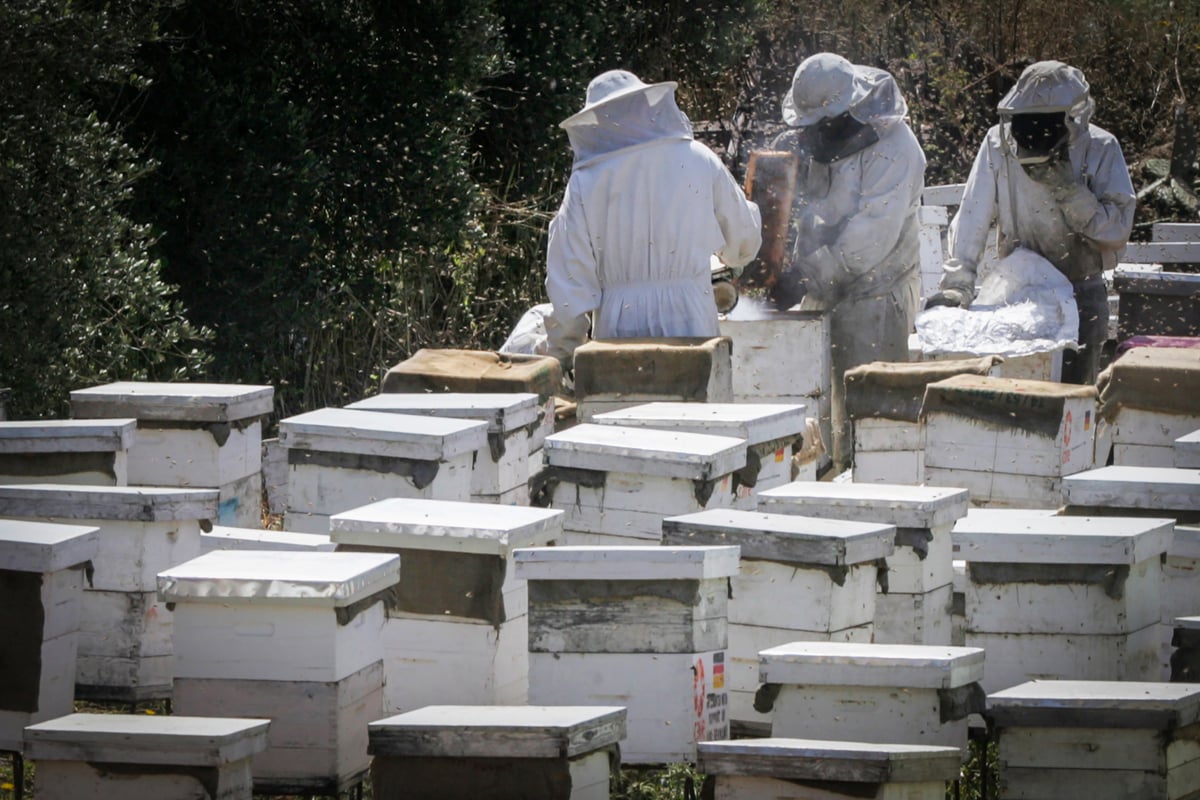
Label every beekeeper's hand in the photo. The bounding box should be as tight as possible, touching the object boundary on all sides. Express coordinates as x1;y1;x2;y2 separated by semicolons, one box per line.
924;288;972;309
1024;151;1077;195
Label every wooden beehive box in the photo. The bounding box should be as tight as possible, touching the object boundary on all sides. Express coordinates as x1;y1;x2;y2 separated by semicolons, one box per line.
1097;346;1200;467
1177;430;1200;468
329;497;563;709
70;381;274;527
953;514;1173;690
0;482;218;701
0;419;136;486
368;705;627;800
0;520;98;752
200;525;335;553
540;423;745;544
662;508;894;731
515;544;739;764
1062;465;1200;524
345;392;541;504
759;641;985;749
278;407;488;533
987;680;1200;799
591;402;807;509
25;713;270;800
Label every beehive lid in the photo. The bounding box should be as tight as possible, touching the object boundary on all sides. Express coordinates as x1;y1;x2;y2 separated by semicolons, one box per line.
1172;525;1200;560
330;498;563;555
697;738;963;784
1177;430;1200;469
0;519;99;573
1063;465;1200;511
759;641;985;689
0;483;219;521
157;550;400;607
368;705;626;759
514;545;740;581
279;407;488;460
591;402;806;446
952;515;1174;565
987;680;1200;730
1174;616;1200;632
543;423;746;481
25;713;270;766
202;526;336;552
758;482;969;529
661;509;894;566
70;382;274;423
0;419;137;454
345;392;540;435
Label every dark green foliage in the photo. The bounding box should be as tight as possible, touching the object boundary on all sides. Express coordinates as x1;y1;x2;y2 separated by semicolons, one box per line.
0;0;211;419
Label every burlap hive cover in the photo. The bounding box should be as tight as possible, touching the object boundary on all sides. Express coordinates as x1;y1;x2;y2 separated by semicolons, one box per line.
920;373;1097;438
573;337;732;401
844;355;1003;422
1097;346;1200;421
381;348;562;402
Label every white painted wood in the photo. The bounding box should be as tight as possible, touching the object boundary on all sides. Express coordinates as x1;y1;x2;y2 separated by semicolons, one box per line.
853;448;924;485
1116;442;1183;468
883;525;955;595
33;565;88;641
997;725;1200;774
76;588;174;696
591;402;807;447
924;465;1068;509
279;407;488;461
529;650;728;764
0;418;136;454
1119;241;1200;264
70;381;274;422
854;417;924;452
201;525;335;553
916;344;1063;382
558;529;667;547
0;519;99;573
474;482;532;506
952;514;1175;565
0;453;128;487
329;497;562;555
345;392;541;434
997;764;1196;799
262;437;288;514
718;314;830;405
731;558;878;630
758;641;985;689
987;679;1200;725
514;545;740;581
124;420;262;488
758;482;970;530
771;682;970;748
1153;223;1200;242
33;760;255;800
283;510;333;535
25;712;270;765
875;583;954;646
922;183;966;206
919;204;950;300
0;482;219;523
712;775;951;800
551;471;739;541
1113;408;1200;450
1063;465;1200;511
213;470;262;528
699;737;962;787
545;423;746;480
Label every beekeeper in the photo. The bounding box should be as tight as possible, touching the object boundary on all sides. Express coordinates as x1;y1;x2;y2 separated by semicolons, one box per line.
543;69;762;370
771;53;926;472
926;60;1136;385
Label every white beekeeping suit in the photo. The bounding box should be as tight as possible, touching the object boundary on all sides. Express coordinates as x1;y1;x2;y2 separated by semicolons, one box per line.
543;70;762;369
770;53;926;472
929;60;1135;385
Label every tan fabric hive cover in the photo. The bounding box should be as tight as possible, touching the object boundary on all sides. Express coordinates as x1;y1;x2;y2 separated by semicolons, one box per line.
573;337;732;401
381;348;562;402
1097;346;1200;421
921;373;1097;438
845;355;1003;422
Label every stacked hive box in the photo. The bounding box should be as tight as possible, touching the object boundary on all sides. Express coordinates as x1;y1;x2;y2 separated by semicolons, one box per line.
572;337;734;421
758;482;968;646
1095;347;1200;467
200;525;335;553
1177;430;1200;467
539;423;745;545
0;483;217;701
278;407;487;533
0;419;136;486
329;498;563;709
987;680;1200;799
0;520;98;752
345;392;540;505
953;513;1174;690
661;508;894;733
368;705;627;800
757;641;985;749
844;356;1000;485
25;713;269;800
591;402;807;509
515;545;739;764
69;382;273;527
159;550;399;795
921;374;1097;507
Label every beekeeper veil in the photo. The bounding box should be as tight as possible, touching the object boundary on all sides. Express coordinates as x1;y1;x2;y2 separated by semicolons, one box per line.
560;69;693;167
998;61;1094;164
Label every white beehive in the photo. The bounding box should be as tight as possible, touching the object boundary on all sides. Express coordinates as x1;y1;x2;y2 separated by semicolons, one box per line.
25;713;269;800
758;482;969;645
953;514;1173;690
368;705;627;800
345;392;540;504
1177;430;1200;468
278;407;488;534
70;382;274;527
759;641;985;749
987;680;1200;799
0;419;136;486
661;508;893;731
0;520;98;752
697;738;964;800
1166;527;1200;674
591;402;807;510
1062;465;1200;522
0;482;218;701
541;423;746;544
200;525;335;553
329;497;563;710
159;549;398;794
922;375;1098;508
515;545;739;764
1111;408;1200;467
